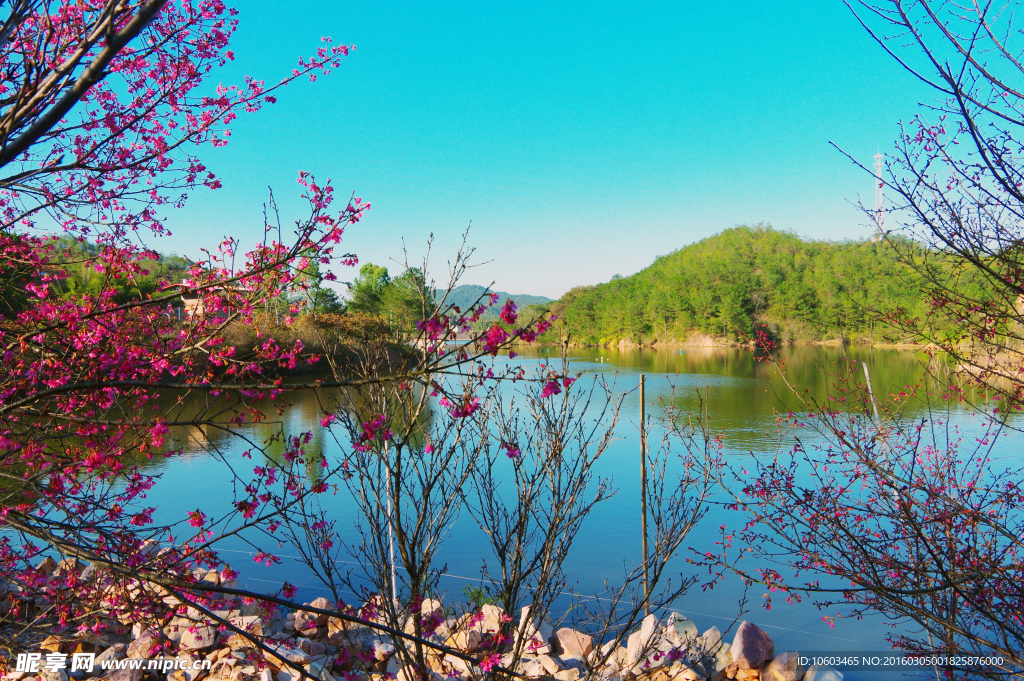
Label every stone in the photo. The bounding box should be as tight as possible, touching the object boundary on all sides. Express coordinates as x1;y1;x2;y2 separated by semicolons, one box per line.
707;646;733;681
554;670;580;681
263;643;311;668
665;613;699;648
445;629;482;653
39;668;67;681
696;627;723;657
536;654;565;676
762;652;804;681
729;622;773;670
230;616;265;636
126;632;160;659
293;610;318;635
419;599;443;620
668;663;705;681
515;606;552;655
552;628;594;658
94;645;127;667
626;613;659;667
305;656;333;681
36;557;57;575
101;670;142;681
516;658;546;677
307;598;332;625
179;625;218;652
275;672;295;681
802;666;843;681
54;558;82;577
735;668;759;681
40;637;64;654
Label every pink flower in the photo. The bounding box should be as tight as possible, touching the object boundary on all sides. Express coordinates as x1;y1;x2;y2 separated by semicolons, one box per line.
500;300;518;325
541;380;561;398
187;510;206;528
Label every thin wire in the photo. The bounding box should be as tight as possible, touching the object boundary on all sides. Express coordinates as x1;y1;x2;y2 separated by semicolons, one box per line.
221;548;888;648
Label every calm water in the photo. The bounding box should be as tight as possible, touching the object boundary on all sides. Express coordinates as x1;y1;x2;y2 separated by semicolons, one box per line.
142;345;1010;680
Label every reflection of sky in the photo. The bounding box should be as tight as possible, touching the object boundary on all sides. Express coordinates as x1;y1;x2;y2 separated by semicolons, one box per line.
123;347;1012;681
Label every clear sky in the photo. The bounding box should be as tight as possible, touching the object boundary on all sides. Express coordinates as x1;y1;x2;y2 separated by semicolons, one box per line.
162;1;932;298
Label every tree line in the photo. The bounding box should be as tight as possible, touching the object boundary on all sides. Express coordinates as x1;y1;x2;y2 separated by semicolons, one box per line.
543;224;983;345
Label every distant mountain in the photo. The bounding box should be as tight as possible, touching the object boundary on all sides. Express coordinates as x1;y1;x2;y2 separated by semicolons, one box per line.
436;284;551;312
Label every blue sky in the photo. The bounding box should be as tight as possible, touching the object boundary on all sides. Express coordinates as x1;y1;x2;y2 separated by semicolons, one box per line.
163;1;931;298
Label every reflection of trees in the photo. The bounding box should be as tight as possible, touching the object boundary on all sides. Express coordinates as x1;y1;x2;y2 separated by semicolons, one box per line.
514;345;1000;449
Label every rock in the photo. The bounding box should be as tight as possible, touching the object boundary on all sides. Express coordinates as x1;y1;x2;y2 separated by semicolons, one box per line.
263;643;311;668
293;610;318;635
126;632;160;659
230;616;264;636
420;599;443;620
54;558;82;577
665;613;699;648
101;670;141;681
94;645;127;667
762;652;804;681
802;666;843;681
696;627;724;657
39;637;64;654
729;622;773;670
626;613;659;667
536;655;565;676
39;668;67;681
36;557;57;574
275;672;295;681
735;668;759;681
179;625;218;652
552;628;594;658
305;656;333;681
307;598;332;625
445;629;482;652
708;646;734;681
668;662;706;681
554;670;580;681
515;606;553;655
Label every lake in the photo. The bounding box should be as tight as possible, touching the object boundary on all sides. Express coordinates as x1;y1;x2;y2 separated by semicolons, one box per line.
145;345;1008;681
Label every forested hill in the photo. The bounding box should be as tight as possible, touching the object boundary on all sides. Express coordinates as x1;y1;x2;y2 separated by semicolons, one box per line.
546;225;931;345
438;284;551;312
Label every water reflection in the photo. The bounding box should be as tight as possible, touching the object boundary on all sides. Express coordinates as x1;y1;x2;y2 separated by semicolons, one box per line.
122;346;1007;681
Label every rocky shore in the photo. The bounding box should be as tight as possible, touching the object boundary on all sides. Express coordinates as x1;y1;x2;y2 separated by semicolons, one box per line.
2;563;843;681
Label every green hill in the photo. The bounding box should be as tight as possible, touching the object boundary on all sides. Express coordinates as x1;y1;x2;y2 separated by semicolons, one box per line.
545;225;936;346
437;284;551;313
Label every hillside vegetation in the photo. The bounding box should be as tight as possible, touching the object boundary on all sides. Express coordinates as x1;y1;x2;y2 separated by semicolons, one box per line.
437;284;551;312
544;225;942;346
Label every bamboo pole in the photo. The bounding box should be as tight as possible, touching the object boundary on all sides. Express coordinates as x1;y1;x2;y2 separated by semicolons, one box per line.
640;374;650;615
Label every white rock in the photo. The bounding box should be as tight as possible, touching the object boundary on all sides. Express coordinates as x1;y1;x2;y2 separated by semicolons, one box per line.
762;652;805;681
665;612;699;647
804;665;843;681
625;613;658;667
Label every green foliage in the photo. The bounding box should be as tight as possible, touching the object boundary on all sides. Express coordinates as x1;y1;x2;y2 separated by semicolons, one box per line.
550;225;946;345
347;263;429;331
50;236;192;306
295;261;344;315
461;585;500;608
